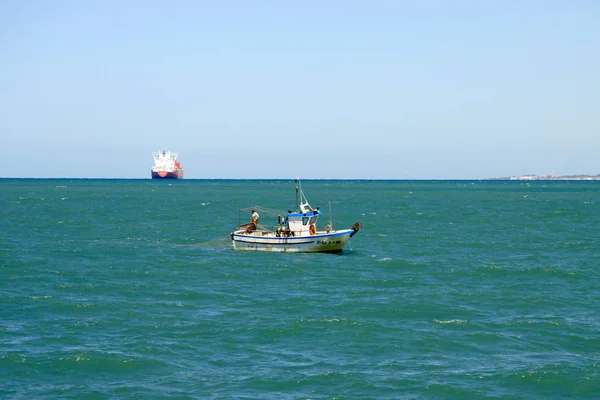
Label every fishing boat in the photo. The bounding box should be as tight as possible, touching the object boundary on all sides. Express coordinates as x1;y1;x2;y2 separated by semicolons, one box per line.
151;149;184;179
231;179;362;253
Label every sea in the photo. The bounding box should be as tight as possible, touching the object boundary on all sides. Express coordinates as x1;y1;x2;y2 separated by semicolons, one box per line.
1;179;598;399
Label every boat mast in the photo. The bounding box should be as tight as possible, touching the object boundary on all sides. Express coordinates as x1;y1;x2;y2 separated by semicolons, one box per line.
295;178;300;212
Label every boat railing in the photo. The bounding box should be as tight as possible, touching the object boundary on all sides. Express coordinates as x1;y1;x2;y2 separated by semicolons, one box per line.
236;222;303;237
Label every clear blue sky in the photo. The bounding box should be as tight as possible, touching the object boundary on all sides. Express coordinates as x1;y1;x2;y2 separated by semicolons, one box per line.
1;0;598;179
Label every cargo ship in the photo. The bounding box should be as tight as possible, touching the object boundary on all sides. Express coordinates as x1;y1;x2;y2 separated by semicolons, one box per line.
151;149;184;179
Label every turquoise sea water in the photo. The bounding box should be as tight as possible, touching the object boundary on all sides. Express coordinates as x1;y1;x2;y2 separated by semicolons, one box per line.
1;179;599;399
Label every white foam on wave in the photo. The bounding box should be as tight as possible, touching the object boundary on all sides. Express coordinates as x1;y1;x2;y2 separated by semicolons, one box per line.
434;319;467;325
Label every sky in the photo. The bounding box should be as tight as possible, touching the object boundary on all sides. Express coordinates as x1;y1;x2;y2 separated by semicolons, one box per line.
0;0;598;179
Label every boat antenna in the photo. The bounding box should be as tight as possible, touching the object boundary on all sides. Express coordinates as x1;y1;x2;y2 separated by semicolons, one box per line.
329;201;333;230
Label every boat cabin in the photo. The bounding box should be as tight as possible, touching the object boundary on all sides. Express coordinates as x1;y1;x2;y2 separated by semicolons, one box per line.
282;205;321;236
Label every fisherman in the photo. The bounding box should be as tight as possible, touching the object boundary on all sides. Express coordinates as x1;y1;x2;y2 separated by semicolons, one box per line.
251;209;259;225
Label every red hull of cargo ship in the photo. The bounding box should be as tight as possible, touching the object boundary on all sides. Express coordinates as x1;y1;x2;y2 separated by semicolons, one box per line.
151;170;184;179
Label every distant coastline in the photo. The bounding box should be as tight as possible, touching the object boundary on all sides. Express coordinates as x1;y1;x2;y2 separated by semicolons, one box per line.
489;174;600;181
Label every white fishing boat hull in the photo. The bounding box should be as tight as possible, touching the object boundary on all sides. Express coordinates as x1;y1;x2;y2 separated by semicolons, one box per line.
231;229;358;253
231;178;362;254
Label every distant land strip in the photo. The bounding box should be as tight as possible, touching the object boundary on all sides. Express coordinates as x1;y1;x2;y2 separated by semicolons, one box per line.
489;174;600;181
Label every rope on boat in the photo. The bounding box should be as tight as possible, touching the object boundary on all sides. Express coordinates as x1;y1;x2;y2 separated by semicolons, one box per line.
238;205;289;217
